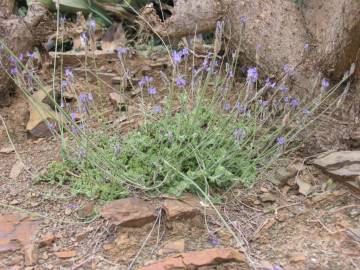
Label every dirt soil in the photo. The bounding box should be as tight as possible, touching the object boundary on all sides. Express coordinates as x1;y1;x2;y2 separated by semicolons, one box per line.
0;92;359;269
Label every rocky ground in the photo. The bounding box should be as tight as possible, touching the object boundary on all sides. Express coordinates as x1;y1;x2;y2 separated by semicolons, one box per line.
0;92;359;269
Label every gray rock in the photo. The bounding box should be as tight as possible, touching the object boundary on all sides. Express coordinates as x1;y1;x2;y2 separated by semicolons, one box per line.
312;151;360;178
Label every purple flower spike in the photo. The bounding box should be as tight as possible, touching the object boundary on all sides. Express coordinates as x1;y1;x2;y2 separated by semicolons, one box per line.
273;266;283;270
259;100;269;107
290;98;299;108
148;87;157;95
223;102;231;112
235;102;246;113
8;56;17;64
10;67;18;75
139;76;154;88
227;70;235;78
265;77;276;88
88;19;96;31
153;105;162;113
117;47;129;57
181;47;189;57
172;50;182;65
114;143;122;158
247;67;258;83
277;136;286;145
27;51;35;59
80;32;89;47
176;78;187;88
209;234;220;246
79;92;93;104
46;122;56;131
322;78;330;89
65;68;74;79
302;107;310;115
234;128;246;141
279;85;289;93
71;112;77;122
283;64;294;75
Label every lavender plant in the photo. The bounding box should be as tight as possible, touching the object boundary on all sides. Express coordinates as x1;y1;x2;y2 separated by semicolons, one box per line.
0;22;351;201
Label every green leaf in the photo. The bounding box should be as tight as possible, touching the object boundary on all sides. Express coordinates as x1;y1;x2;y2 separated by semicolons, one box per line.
39;0;112;26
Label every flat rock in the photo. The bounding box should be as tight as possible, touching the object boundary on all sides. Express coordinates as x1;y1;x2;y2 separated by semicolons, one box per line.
0;213;40;266
271;166;298;186
39;233;56;247
158;239;185;256
49;50;117;66
0;145;14;154
55;250;77;259
100;198;157;227
162;195;201;221
138;248;246;270
296;178;312;196
109;92;126;111
9;160;24;179
259;193;277;203
26;103;57;138
312;151;360;178
32;87;58;107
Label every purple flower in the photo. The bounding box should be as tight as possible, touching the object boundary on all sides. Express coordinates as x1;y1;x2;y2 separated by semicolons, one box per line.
71;123;85;134
234;128;246;141
283;64;294;75
240;16;247;23
273;266;283;270
302;107;310;115
65;68;74;79
19;54;24;61
10;67;18;75
283;96;289;103
138;76;154;88
247;67;258;83
223;102;231;111
80;32;89;47
304;43;309;50
60;16;66;26
78;147;86;160
27;51;35;59
209;234;220;246
181;47;189;57
148;87;157;95
265;77;276;88
235;102;246;113
172;50;182;65
8;56;17;64
117;47;129;57
227;70;234;78
67;203;78;210
46;122;56;131
87;19;96;31
114;143;121;158
290;98;299;108
153;105;162;113
176;78;187;88
279;85;289;93
322;78;330;89
277;136;286;145
71;112;77;122
79;92;93;104
259;100;269;107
